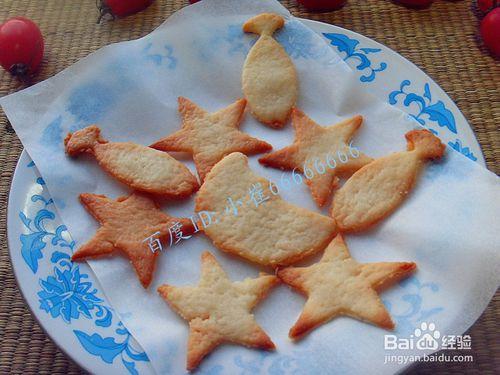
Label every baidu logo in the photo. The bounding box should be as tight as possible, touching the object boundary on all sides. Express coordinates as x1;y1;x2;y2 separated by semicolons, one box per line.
384;322;471;351
415;322;440;350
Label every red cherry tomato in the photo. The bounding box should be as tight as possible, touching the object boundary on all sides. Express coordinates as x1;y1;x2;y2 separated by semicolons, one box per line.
393;0;434;9
98;0;154;22
297;0;347;11
478;0;498;13
0;17;44;76
480;7;500;56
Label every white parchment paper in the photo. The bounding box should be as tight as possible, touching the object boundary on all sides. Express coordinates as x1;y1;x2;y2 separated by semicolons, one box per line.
2;1;499;374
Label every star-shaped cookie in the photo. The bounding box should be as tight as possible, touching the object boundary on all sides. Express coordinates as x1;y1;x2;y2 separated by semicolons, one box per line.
278;235;416;339
259;108;373;207
72;192;195;288
158;251;279;370
151;97;272;181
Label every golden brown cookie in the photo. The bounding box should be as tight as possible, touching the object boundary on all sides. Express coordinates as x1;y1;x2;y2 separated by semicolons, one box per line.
278;235;416;339
150;97;272;181
195;152;336;267
158;251;278;371
259;108;373;207
72;192;195;288
64;125;199;198
332;129;445;232
242;13;298;128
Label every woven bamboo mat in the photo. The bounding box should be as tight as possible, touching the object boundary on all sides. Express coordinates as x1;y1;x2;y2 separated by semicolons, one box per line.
0;0;498;374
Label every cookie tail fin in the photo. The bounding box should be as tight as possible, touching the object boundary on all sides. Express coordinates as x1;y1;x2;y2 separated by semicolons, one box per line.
243;13;285;36
405;129;445;160
64;125;106;156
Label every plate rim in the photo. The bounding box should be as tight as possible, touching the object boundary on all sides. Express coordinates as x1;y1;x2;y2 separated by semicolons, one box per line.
301;18;485;166
5;19;488;375
6;151;98;375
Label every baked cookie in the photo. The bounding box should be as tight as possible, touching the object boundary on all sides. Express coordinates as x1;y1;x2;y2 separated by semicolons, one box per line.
332;129;445;232
195;152;336;266
242;13;298;128
278;235;416;339
150;97;272;181
64;125;198;198
72;192;195;288
158;251;278;371
259;108;373;207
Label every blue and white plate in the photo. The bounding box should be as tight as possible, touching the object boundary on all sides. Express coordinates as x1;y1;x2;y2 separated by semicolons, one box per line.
7;20;485;375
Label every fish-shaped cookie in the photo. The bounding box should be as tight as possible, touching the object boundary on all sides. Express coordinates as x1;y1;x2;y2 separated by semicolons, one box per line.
64;125;198;198
242;13;298;128
195;152;337;267
332;129;445;232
